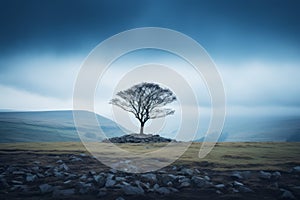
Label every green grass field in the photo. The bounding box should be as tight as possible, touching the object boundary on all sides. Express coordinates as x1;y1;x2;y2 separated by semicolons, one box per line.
1;142;299;171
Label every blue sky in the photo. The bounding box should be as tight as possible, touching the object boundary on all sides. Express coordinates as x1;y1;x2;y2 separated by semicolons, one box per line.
0;0;300;118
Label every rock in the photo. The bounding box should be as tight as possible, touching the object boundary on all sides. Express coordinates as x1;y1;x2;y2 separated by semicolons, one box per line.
53;188;75;197
161;174;177;186
31;166;40;172
122;185;144;195
272;171;281;180
239;186;254;193
292;166;300;173
64;180;72;184
153;183;160;190
78;182;94;194
26;174;37;182
115;197;125;200
204;175;210;181
280;189;296;199
93;175;106;187
59;163;69;171
180;168;194;176
54;171;64;178
80;153;87;157
89;170;96;175
231;172;243;179
233;181;244;187
10;184;28;192
110;168;117;174
178;177;190;183
215;184;225;189
104;134;173;143
33;161;41;165
80;175;87;180
12;171;25;175
11;180;23;185
179;181;191;188
141;173;157;182
39;183;53;194
56;160;63;164
97;188;107;197
156;187;171;195
191;176;207;187
70;156;83;162
115;177;126;182
216;190;222;194
166;181;173;187
139;182;150;190
259;171;271;180
106;179;116;187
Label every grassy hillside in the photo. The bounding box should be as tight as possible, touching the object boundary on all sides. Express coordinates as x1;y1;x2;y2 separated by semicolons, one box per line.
0;110;125;143
1;142;299;171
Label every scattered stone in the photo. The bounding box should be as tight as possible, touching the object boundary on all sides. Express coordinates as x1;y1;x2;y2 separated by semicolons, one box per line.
39;183;53;194
97;188;107;197
122;185;144;195
156;187;171;195
93;175;106;187
33;161;41;165
259;171;271;180
56;160;63;164
32;166;40;172
179;181;191;188
64;180;72;184
10;184;28;192
106;178;116;187
116;176;126;182
78;182;94;194
204;175;211;181
280;188;296;199
192;176;208;188
104;134;173;143
141;173;157;182
231;172;243;179
233;181;244;187
12;171;25;175
11;180;23;185
26;174;37;182
215;184;225;189
59;163;69;171
180;168;194;176
272;171;281;180
292;166;300;173
239;186;254;193
216;190;222;194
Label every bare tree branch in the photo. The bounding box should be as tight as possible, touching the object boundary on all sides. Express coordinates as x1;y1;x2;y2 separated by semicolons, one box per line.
109;82;177;134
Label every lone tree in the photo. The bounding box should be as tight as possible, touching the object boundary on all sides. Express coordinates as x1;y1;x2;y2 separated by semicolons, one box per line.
110;82;177;135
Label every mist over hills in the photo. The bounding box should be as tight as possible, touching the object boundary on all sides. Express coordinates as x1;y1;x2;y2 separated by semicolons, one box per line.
0;110;125;143
0;111;299;143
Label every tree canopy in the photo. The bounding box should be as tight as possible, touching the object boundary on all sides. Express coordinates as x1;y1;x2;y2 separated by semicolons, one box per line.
110;82;176;134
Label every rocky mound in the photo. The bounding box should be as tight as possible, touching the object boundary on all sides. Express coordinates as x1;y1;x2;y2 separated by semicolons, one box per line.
103;134;174;143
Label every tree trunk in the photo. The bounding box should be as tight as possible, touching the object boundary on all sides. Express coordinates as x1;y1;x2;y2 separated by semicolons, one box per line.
140;122;144;134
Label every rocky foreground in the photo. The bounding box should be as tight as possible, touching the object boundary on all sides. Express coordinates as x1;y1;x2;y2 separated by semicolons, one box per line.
0;150;300;200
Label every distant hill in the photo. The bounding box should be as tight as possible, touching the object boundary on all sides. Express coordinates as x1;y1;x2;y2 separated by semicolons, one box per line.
194;116;300;142
0;110;126;143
